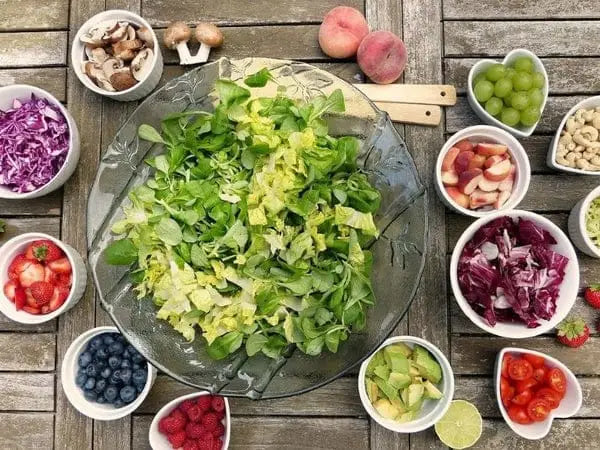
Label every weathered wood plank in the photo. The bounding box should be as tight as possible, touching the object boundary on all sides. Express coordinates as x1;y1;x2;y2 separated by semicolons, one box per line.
445;58;600;95
445;21;600;57
143;0;362;27
0;313;55;332
0;333;55;371
452;336;600;375
132;415;369;450
443;0;600;19
138;375;364;416
0;217;60;243
0;373;54;411
0;413;54;449
0;68;67;101
0;0;69;30
446;96;586;134
0;190;62;216
0;31;67;67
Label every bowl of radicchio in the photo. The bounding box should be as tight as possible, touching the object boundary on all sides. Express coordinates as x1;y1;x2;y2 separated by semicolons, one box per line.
0;84;80;199
450;210;579;338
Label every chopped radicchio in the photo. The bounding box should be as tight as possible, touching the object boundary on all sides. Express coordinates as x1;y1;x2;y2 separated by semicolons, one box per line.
458;216;569;328
0;95;69;193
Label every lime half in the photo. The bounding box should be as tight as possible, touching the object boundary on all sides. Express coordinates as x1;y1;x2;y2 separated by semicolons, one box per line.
434;400;482;449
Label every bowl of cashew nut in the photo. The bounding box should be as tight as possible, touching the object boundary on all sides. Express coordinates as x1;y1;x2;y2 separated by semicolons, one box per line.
548;96;600;174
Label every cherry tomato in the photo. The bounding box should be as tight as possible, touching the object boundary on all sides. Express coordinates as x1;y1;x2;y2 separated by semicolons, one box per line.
516;377;538;393
511;389;533;406
536;388;561;410
508;358;534;381
501;354;514;378
500;376;515;407
527;398;551;422
533;366;547;383
523;353;545;369
546;367;567;396
507;405;532;424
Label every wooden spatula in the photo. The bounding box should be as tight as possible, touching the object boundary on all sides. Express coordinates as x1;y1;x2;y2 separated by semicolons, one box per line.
354;84;456;106
374;102;441;126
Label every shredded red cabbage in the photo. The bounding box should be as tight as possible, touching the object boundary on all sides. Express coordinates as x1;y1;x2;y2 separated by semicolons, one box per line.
0;95;69;192
458;216;569;328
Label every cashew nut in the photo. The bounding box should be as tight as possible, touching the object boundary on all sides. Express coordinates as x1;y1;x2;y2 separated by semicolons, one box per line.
583;109;595;122
566;152;579;163
593;112;600;129
559;131;573;145
557;147;568;157
566;117;583;133
574;109;588;123
567;142;576;151
557;155;573;167
583;151;593;160
592;155;600;166
576;159;600;171
575;144;585;153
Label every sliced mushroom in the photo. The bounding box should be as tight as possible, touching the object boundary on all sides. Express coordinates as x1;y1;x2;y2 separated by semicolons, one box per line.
81;20;118;46
131;48;154;81
88;47;109;64
112;39;143;61
82;61;99;80
110;71;137;91
136;27;154;48
109;23;128;43
126;25;136;41
102;57;125;79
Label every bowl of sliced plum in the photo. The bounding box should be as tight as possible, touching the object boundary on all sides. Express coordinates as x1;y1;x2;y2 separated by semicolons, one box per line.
496;348;582;440
435;125;531;217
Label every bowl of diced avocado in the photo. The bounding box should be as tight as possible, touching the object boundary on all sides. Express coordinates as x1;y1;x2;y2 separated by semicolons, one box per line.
358;336;454;433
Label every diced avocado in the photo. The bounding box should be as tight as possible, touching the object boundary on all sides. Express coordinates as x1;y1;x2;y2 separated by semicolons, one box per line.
373;364;390;381
373;399;400;420
384;346;410;373
401;387;409;406
366;378;379;403
374;376;398;401
390;397;407;414
423;380;443;400
411;345;442;384
388;372;412;390
397;411;415;423
408;398;423;412
387;342;414;358
407;383;425;408
409;363;420;377
366;350;386;375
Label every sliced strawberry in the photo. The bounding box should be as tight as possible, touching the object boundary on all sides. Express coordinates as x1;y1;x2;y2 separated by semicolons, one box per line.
41;305;50;314
47;258;72;275
14;287;26;310
48;286;69;312
8;254;34;281
25;289;37;308
44;266;58;284
30;281;54;306
19;262;45;288
22;306;41;315
3;280;18;300
56;273;72;288
25;240;64;263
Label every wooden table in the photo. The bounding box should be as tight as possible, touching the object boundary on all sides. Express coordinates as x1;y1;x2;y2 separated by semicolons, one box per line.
1;0;599;448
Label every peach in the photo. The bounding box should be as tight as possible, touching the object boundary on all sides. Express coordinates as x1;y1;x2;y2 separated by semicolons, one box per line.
441;170;459;186
494;190;511;209
442;147;460;171
470;189;498;209
498;165;516;191
357;31;407;84
484;155;506;169
468;154;487;170
454;139;474;153
454;151;475;174
476;142;507;157
318;6;369;58
458;169;483;195
484;159;511;181
478;177;500;192
446;187;470;209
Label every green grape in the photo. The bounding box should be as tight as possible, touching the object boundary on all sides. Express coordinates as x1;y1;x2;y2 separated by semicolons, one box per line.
474;80;494;103
505;67;517;80
521;106;541;126
473;73;487;86
486;63;506;82
504;94;513;107
513;56;534;73
511;92;530;111
513;71;533;91
501;107;520;127
485;97;503;116
531;72;545;89
528;88;544;107
494;78;513;98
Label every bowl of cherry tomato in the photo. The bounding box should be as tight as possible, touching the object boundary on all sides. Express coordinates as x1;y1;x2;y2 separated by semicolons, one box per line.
495;348;582;440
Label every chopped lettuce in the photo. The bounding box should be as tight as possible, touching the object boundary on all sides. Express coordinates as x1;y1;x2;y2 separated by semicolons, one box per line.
586;197;600;248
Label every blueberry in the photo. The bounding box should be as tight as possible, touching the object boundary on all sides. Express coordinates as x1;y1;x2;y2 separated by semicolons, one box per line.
100;367;112;379
84;390;98;402
108;356;121;369
120;369;132;385
95;347;109;360
104;386;118;402
122;350;130;359
103;334;115;346
96;395;106;404
75;373;87;387
108;342;124;355
120;359;131;369
88;336;104;351
113;398;125;408
95;379;107;394
132;363;141;371
94;358;107;369
132;369;147;386
126;344;136;354
115;334;126;344
78;351;93;368
86;364;98;377
132;353;145;364
109;370;122;385
136;384;144;393
120;385;136;403
84;377;96;390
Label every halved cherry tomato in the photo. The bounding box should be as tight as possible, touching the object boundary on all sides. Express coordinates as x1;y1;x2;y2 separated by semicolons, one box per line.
516;377;538;393
527;398;551;422
533;366;547;383
523;353;545;369
546;367;567;396
500;376;515;407
508;358;534;381
507;405;532;424
536;388;561;410
501;354;514;378
511;389;533;406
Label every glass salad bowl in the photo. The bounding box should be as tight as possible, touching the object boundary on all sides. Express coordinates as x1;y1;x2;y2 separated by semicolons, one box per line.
87;57;427;399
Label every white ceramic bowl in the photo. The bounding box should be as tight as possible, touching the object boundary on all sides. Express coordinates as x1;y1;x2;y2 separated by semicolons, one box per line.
435;125;531;217
61;326;157;421
149;392;231;449
450;210;579;338
71;10;163;101
495;347;582;440
0;84;80;199
568;184;600;258
358;336;454;433
547;96;600;175
0;233;87;324
467;49;548;138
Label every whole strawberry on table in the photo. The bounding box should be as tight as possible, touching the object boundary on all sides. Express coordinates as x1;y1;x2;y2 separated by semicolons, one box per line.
2;239;72;314
556;317;590;348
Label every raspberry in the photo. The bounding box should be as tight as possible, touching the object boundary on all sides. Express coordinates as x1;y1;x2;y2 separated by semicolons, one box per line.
158;416;170;434
201;413;219;432
179;399;196;415
183;440;199;450
213;407;225;420
210;396;225;413
199;432;214;448
212;423;225;438
185;422;205;439
167;430;186;448
187;404;203;422
212;438;223;450
196;395;212;412
197;439;212;450
161;409;187;433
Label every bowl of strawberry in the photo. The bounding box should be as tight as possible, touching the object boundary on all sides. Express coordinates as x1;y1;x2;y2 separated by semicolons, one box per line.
149;392;230;450
0;232;86;323
496;348;582;440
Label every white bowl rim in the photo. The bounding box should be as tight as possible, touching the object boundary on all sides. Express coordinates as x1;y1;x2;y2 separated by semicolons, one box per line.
71;9;160;97
149;391;231;449
435;125;531;218
574;184;600;257
358;335;455;433
495;347;583;440
0;84;77;198
0;232;83;324
547;95;600;175
450;210;579;338
467;48;549;138
61;325;156;421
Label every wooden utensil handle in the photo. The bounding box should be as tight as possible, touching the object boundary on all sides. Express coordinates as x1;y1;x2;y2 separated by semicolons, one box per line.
355;84;456;106
374;102;441;126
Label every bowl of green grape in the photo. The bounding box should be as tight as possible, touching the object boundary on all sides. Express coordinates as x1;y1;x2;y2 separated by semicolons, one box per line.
468;49;548;138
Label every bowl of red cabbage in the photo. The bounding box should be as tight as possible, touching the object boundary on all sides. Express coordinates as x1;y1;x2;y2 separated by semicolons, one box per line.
450;210;578;338
0;84;80;199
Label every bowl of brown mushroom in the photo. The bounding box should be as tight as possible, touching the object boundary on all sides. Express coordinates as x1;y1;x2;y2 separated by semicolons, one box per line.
71;10;163;101
548;96;600;174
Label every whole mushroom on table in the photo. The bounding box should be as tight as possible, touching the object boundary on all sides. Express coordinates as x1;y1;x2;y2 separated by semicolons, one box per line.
556;107;600;171
163;21;224;65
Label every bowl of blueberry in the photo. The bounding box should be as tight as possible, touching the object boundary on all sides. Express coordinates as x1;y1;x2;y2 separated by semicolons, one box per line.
61;326;157;420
